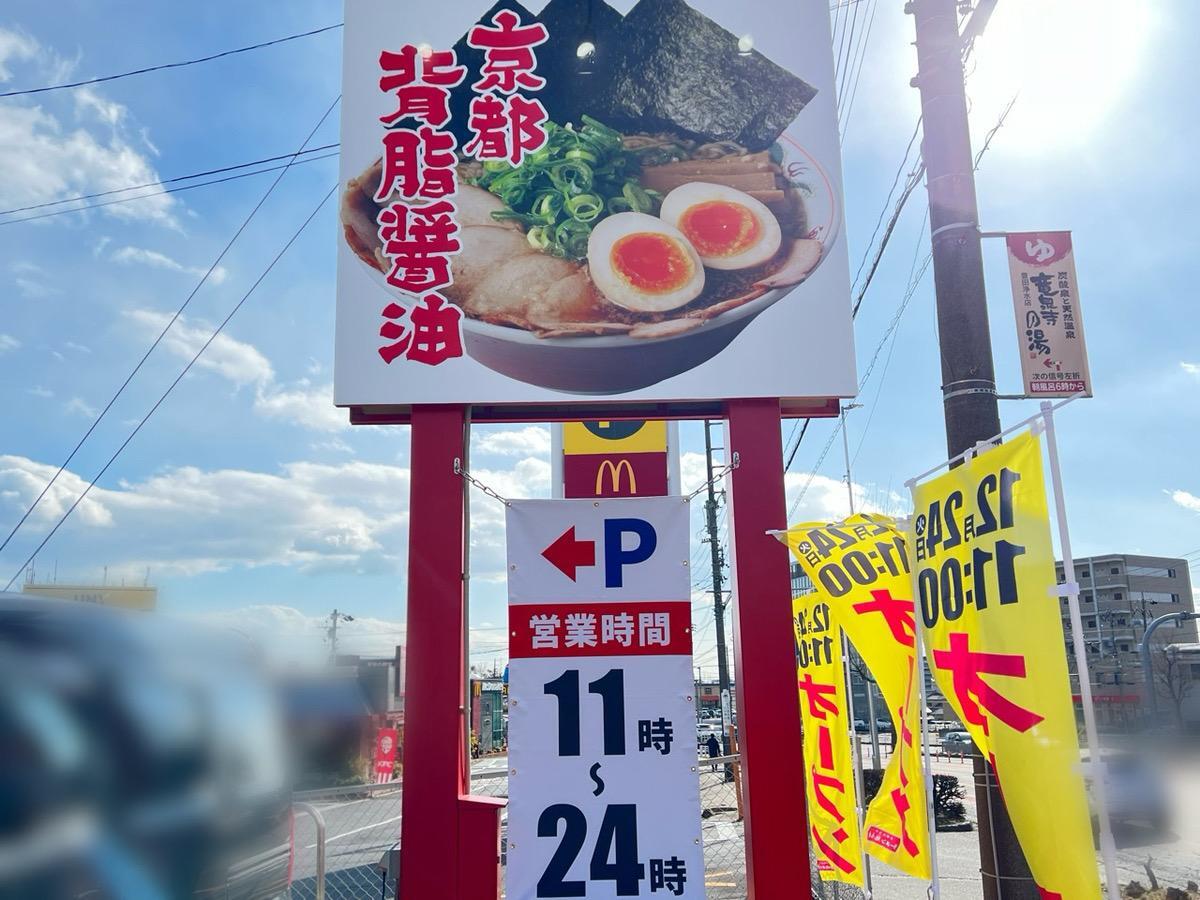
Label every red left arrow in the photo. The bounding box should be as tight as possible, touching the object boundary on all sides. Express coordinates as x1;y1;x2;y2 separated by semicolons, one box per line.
542;526;596;581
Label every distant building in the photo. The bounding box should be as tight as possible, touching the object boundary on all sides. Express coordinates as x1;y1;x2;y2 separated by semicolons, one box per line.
1055;554;1197;728
22;582;157;611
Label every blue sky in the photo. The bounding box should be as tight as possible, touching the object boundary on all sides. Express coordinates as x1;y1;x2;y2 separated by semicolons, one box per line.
0;0;1196;669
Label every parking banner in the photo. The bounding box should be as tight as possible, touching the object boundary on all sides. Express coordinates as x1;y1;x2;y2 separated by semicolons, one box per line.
505;497;704;899
785;515;931;881
907;432;1099;899
791;594;864;885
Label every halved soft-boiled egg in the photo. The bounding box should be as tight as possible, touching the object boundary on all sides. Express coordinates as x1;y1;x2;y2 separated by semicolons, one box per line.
587;212;706;312
660;183;782;270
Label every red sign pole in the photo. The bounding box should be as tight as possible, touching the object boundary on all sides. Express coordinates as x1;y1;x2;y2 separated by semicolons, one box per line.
399;405;502;899
725;398;811;897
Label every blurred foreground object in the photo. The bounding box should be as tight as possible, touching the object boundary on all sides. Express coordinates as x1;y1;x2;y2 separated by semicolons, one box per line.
0;593;292;899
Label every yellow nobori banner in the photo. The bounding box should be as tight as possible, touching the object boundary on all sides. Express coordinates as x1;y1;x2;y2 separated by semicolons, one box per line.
908;431;1099;899
792;594;863;885
786;514;931;881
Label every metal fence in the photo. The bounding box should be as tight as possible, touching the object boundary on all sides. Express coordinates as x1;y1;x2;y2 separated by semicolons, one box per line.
289;754;752;899
289;756;928;899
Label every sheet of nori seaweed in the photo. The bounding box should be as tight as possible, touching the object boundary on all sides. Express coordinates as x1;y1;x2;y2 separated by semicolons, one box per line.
534;0;624;129
446;0;534;148
598;0;818;152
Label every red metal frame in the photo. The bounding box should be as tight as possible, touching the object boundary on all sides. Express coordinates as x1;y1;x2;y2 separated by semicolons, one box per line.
725;398;812;898
397;399;812;899
349;396;840;426
399;405;501;899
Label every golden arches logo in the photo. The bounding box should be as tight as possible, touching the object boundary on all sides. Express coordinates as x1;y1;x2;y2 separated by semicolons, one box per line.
595;458;637;495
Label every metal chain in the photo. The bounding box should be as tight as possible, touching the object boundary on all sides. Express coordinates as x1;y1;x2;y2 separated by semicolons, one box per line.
453;458;511;506
684;452;740;502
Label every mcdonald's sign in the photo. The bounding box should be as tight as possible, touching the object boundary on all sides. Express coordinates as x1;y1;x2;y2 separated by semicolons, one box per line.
563;452;668;498
560;419;671;499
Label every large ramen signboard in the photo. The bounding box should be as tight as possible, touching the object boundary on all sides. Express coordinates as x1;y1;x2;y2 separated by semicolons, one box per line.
335;0;854;417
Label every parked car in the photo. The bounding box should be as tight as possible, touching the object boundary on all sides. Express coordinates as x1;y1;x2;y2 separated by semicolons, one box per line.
1080;750;1169;832
853;718;869;733
0;594;293;899
940;731;974;755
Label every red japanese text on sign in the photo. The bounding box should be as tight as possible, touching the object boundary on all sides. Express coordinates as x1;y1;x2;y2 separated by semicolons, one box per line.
508;601;692;659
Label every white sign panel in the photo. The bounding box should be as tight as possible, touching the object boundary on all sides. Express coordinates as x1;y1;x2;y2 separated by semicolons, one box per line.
335;0;854;412
506;498;704;899
507;497;690;603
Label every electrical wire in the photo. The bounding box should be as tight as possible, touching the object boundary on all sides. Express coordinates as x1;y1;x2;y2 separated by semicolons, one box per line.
0;96;340;559
838;0;879;141
0;23;343;99
4;181;338;591
0;151;339;226
0;144;339;217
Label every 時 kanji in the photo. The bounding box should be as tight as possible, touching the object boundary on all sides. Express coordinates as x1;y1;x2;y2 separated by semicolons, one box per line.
648;857;687;896
932;631;1045;734
637;718;674;755
853;588;916;648
467;10;547;94
463;92;548;166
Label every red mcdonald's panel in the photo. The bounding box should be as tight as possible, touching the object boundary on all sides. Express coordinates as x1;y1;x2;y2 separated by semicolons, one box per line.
562;451;669;498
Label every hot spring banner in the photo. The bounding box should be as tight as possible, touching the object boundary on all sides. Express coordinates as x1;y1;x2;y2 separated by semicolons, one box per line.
1005;231;1092;398
907;432;1099;899
334;0;855;413
785;514;931;881
791;593;863;885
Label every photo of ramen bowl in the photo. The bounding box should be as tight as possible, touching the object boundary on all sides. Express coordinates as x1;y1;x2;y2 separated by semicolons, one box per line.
341;133;838;394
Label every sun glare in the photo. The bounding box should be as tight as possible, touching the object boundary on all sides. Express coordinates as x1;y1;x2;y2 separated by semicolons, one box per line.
966;0;1154;153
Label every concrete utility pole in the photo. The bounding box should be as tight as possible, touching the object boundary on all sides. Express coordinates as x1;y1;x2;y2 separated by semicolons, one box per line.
703;420;732;751
327;608;355;660
908;0;1025;896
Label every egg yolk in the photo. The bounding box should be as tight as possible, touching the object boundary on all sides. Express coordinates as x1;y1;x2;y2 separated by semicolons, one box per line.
678;200;761;257
610;232;695;294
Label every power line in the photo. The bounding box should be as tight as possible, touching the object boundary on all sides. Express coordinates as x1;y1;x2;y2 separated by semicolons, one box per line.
838;0;879;141
0;23;343;99
0;96;340;559
0;150;339;227
0;144;339;217
4;181;337;591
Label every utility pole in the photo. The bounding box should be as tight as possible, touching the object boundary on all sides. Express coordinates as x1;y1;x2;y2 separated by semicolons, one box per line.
327;608;355;661
908;0;1025;896
703;420;732;751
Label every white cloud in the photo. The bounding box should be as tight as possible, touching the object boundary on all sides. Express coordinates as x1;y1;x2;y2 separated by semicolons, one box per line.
64;341;91;354
124;308;273;387
0;455;419;580
254;382;348;433
27;386;54;398
0;334;19;353
0;27;38;82
0;31;176;227
1183;362;1199;377
64;397;97;417
473;426;551;457
124;309;349;433
1170;490;1200;514
112;246;228;285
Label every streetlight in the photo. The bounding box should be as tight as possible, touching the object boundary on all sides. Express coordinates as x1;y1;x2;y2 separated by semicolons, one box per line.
1140;611;1200;722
